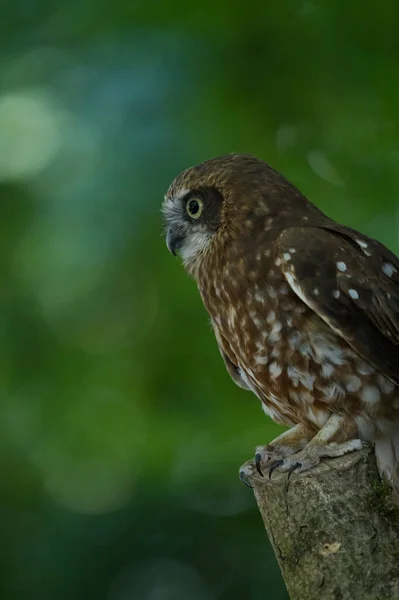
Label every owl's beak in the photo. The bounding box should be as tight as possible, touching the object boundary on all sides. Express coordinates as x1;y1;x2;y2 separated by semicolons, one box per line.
166;228;184;256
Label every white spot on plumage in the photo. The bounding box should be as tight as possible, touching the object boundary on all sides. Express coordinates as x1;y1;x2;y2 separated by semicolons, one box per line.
267;311;276;324
321;363;334;378
336;261;347;272
255;355;268;365
275;257;282;266
269;321;282;342
289;248;296;253
283;252;291;261
269;361;283;379
361;386;380;404
356;239;368;249
264;249;271;257
307;407;329;427
357;361;375;375
332;290;340;299
313;288;319;295
287;366;315;390
377;374;395;395
254;291;265;304
289;390;301;403
382;262;397;278
323;383;345;402
345;376;361;393
348;289;359;299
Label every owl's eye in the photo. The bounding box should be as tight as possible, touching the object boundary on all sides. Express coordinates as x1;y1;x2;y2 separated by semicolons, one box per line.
186;197;203;219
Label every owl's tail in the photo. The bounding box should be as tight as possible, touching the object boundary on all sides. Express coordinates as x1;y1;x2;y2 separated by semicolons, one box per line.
375;432;399;502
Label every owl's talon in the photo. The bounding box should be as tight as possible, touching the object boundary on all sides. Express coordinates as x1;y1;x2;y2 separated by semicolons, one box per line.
268;459;284;479
239;461;255;488
287;462;301;480
255;452;264;477
239;469;253;488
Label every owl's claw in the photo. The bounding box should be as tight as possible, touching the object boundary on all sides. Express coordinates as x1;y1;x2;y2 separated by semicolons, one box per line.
239;462;254;488
268;459;284;479
239;469;253;488
255;452;264;477
287;462;301;480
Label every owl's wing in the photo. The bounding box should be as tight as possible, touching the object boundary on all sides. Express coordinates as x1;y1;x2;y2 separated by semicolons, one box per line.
212;322;250;390
277;225;399;385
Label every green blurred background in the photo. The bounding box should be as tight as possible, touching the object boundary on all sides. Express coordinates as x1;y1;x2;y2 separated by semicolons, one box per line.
2;1;399;598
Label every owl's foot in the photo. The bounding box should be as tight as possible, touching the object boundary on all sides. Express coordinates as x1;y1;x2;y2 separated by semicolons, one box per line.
247;414;364;481
254;444;298;477
252;423;314;478
275;438;364;475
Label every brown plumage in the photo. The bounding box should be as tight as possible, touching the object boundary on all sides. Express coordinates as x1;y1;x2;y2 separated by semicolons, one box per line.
162;153;399;494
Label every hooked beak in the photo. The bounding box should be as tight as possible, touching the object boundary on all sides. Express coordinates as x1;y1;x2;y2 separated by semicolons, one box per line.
166;228;184;256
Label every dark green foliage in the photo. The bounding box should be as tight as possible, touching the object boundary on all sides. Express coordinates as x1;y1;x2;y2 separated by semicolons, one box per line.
1;1;399;598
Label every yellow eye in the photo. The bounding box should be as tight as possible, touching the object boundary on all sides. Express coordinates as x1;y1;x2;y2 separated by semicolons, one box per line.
186;197;203;219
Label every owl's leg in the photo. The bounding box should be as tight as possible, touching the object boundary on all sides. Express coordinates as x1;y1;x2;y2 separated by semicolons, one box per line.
278;414;363;474
239;424;315;481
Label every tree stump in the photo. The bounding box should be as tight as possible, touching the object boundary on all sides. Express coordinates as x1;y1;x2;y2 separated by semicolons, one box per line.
244;447;399;600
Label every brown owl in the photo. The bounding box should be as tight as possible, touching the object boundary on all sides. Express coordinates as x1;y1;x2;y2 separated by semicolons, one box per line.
162;153;399;495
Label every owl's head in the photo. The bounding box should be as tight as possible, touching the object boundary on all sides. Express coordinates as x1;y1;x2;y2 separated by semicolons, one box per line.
162;153;316;275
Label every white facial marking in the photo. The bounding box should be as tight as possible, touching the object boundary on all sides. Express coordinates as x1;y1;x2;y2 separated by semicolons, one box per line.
332;290;340;299
180;231;212;263
361;386;380;404
336;261;347;272
348;289;359;299
382;262;397;278
345;376;361;393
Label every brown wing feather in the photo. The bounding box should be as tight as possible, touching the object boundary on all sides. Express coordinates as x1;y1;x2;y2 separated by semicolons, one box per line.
277;226;399;384
212;322;250;390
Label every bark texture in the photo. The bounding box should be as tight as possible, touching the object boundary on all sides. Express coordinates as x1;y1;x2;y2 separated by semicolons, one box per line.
245;447;399;600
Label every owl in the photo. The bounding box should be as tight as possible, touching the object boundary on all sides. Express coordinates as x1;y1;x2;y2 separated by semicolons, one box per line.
162;153;399;495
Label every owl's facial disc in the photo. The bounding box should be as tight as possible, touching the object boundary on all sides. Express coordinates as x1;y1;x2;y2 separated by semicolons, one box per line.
163;186;223;269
